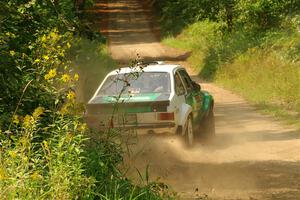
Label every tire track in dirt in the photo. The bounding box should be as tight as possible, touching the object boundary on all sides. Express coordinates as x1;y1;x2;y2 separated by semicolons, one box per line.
92;0;300;199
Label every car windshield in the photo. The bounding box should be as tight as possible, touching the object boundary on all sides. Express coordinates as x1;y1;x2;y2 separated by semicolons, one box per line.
97;72;171;96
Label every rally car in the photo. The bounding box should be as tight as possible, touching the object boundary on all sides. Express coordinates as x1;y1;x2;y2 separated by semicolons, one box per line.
86;61;215;146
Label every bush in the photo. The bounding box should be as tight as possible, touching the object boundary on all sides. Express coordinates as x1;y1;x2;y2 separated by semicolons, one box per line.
153;0;221;35
235;0;300;30
0;1;173;199
0;28;94;198
158;0;300;123
154;0;300;34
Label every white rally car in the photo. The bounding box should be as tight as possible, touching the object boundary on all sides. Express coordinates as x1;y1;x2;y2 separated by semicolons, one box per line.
86;62;215;146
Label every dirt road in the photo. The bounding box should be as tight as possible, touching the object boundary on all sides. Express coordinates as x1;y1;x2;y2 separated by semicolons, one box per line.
92;0;300;199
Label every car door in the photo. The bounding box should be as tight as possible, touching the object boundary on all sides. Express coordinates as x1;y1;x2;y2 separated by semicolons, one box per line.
173;71;188;126
178;69;203;121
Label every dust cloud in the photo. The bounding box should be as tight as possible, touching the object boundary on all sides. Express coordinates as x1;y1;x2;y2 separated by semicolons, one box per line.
122;129;300;199
120;82;300;199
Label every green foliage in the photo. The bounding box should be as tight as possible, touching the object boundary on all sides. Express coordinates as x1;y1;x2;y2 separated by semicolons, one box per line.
154;0;300;34
0;24;93;198
235;0;300;30
164;20;300;108
0;0;78;126
162;20;224;79
153;0;221;35
0;0;172;199
0;111;94;199
158;0;300;127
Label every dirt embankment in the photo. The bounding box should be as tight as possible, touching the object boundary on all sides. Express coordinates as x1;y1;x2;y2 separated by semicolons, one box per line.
91;0;300;199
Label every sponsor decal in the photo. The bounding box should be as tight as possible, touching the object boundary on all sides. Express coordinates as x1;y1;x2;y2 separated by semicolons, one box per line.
103;93;162;103
88;93;170;114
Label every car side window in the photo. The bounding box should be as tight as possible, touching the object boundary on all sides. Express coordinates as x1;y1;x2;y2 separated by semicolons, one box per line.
178;70;193;93
174;72;185;95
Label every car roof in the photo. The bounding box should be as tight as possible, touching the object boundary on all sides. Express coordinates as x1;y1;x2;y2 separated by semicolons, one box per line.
107;62;183;76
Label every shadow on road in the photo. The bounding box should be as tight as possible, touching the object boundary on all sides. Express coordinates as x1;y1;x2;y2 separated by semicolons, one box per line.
90;0;160;45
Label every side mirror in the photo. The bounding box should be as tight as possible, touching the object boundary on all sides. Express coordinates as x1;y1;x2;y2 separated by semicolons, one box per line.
192;81;201;91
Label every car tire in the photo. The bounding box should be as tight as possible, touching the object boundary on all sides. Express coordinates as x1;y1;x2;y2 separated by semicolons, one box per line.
184;115;194;147
200;106;215;139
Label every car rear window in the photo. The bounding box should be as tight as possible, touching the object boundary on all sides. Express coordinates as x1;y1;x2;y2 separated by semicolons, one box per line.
97;72;171;95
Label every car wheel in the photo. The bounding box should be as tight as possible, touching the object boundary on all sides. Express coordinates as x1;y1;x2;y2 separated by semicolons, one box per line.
184;115;194;147
200;106;215;139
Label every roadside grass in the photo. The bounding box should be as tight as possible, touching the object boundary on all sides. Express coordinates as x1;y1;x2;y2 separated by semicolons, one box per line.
162;20;300;129
255;103;300;128
215;49;300;129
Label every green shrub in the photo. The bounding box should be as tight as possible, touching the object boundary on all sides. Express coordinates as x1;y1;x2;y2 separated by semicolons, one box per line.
153;0;221;35
0;1;173;199
0;27;94;198
154;0;300;34
235;0;300;30
158;1;300;125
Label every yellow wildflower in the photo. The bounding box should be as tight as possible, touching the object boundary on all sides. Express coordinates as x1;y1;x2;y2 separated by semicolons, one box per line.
8;151;17;158
34;59;40;63
67;42;71;48
67;91;76;100
44;69;56;80
44;74;50;80
22;156;28;163
32;107;44;119
12;115;19;124
42;140;49;149
41;35;47;42
49;69;56;77
74;73;79;81
23;115;32;128
43;55;49;61
78;123;87;132
10;51;16;56
31;171;42;180
61;74;70;82
50;31;58;40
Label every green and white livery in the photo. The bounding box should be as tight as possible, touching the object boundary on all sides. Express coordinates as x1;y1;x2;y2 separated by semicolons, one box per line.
86;62;215;146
